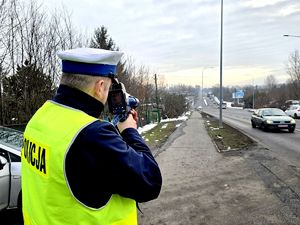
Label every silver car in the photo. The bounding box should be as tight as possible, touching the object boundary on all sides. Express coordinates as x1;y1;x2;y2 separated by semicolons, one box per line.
0;127;23;212
251;108;296;133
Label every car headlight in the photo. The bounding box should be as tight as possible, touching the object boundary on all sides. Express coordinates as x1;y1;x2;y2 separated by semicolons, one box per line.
290;119;296;124
266;120;273;124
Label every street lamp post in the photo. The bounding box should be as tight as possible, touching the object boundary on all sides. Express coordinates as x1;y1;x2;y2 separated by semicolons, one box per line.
219;0;224;128
283;34;300;38
202;70;204;109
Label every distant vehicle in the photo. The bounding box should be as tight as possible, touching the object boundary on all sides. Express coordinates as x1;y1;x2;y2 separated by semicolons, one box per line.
197;106;202;111
251;108;296;133
0;127;23;213
282;100;300;111
218;102;227;109
285;105;300;118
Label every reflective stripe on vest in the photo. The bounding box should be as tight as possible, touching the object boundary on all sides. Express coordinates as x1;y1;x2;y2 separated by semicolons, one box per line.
21;100;137;225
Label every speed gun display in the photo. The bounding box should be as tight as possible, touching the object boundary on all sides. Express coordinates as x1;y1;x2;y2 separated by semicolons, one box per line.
108;79;139;125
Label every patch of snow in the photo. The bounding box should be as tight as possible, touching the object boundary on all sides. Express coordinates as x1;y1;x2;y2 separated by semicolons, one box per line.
176;123;182;128
138;123;157;134
185;111;191;116
138;114;189;135
161;116;188;122
161;124;168;129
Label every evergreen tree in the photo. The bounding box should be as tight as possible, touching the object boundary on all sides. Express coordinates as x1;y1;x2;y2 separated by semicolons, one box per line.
2;62;54;125
90;26;118;50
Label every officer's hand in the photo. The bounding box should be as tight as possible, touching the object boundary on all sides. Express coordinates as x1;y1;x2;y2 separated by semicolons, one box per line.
130;109;139;123
117;113;137;133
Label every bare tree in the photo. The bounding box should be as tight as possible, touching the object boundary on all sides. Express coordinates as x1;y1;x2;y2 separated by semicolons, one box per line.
286;50;300;98
0;0;9;69
0;0;86;85
263;74;277;105
265;74;277;91
0;0;87;125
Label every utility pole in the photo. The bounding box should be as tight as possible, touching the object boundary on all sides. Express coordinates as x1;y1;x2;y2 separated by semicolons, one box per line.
252;84;255;109
219;0;224;128
201;70;204;108
154;74;161;123
234;88;237;105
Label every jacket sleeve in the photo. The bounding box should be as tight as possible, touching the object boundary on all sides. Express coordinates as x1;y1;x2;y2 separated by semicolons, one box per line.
75;121;162;203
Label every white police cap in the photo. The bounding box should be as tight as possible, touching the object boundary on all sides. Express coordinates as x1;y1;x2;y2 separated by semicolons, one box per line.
57;48;124;77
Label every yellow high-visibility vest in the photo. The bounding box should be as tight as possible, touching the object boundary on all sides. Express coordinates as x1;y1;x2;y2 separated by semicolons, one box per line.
21;100;137;225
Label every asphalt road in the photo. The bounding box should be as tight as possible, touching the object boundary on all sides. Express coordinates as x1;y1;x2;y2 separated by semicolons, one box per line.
139;111;298;224
202;99;300;168
200;98;300;221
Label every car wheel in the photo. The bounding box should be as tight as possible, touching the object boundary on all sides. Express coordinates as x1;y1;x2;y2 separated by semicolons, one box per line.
261;123;268;131
294;113;298;119
288;127;295;133
251;121;256;128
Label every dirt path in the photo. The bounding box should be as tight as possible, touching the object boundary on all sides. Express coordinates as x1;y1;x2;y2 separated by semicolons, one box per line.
138;111;289;225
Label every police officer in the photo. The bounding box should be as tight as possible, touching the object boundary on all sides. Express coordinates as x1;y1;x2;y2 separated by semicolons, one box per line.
21;48;162;225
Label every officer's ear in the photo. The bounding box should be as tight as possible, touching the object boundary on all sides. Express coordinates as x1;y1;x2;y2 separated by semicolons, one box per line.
93;78;111;104
94;79;104;98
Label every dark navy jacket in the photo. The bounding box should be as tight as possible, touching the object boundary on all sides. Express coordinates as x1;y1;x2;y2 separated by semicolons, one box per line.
53;85;162;209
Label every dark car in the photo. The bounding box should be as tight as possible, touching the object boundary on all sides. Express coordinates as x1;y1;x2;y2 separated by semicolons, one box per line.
251;108;296;133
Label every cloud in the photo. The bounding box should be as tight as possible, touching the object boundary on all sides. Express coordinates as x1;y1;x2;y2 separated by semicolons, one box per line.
162;64;289;87
188;4;219;18
277;4;300;16
143;16;178;27
242;0;286;8
39;0;300;87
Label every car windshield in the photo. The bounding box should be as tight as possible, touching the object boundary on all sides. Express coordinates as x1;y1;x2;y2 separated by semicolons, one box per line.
262;109;286;116
0;126;23;150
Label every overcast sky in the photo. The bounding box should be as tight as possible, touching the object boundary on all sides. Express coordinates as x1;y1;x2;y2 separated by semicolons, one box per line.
41;0;300;87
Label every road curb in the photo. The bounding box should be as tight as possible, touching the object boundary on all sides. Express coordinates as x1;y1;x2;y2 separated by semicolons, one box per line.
201;111;260;153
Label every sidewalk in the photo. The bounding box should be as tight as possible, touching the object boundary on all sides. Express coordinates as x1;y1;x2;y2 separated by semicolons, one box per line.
138;111;288;225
